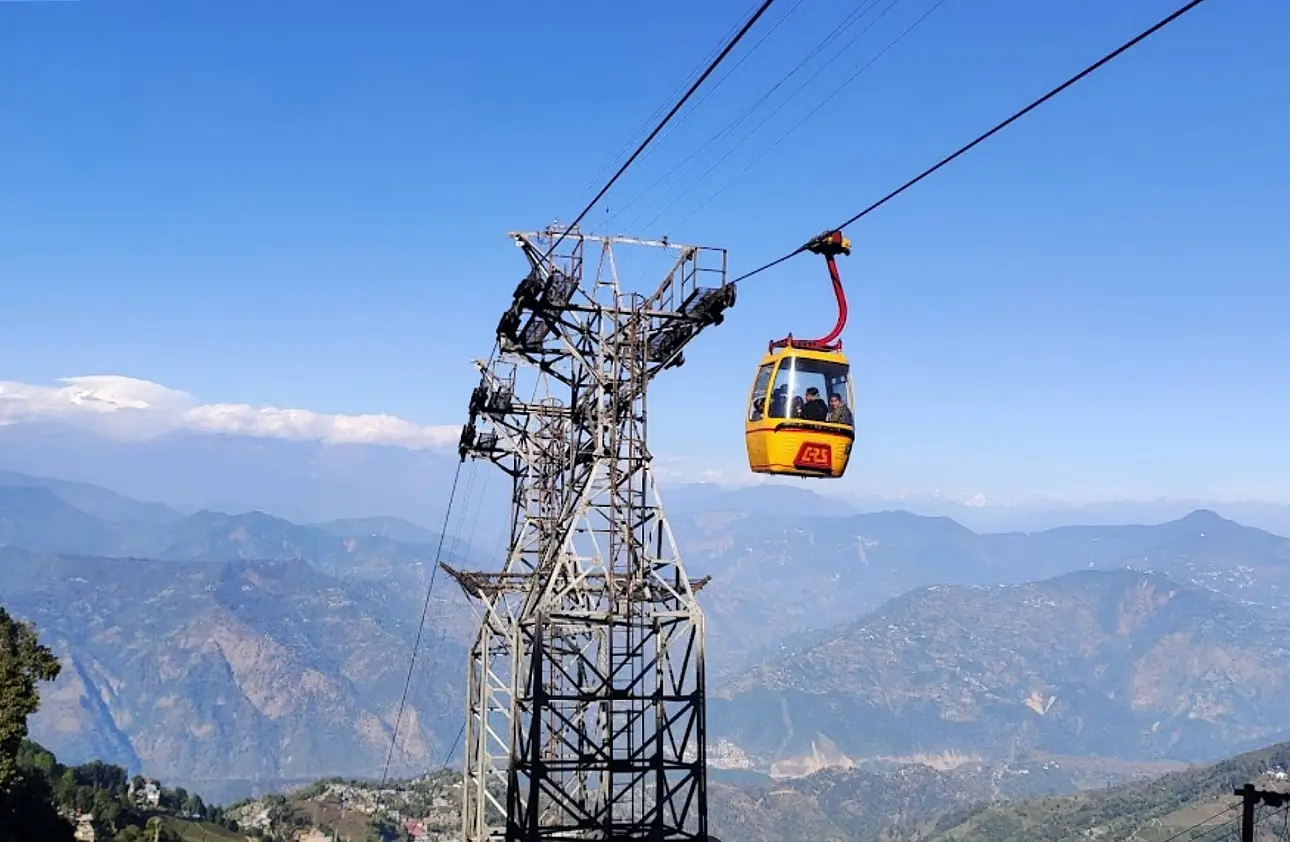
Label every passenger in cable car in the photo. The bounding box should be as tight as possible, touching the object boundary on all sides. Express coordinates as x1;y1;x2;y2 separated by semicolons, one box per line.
790;395;804;418
800;387;827;421
767;384;789;419
827;393;853;425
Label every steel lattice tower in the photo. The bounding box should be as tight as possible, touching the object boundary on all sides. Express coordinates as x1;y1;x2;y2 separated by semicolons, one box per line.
445;226;734;842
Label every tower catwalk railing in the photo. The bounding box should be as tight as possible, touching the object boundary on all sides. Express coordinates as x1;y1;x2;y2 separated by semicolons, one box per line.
448;226;733;842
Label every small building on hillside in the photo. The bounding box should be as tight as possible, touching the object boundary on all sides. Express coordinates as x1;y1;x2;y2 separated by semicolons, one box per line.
72;812;100;842
404;819;431;842
293;829;330;842
133;780;161;808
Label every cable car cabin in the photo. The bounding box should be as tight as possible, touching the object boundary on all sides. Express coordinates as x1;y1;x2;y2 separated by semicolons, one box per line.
744;229;857;479
745;345;855;479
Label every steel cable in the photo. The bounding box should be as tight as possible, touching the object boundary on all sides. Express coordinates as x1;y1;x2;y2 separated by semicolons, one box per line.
728;0;1215;285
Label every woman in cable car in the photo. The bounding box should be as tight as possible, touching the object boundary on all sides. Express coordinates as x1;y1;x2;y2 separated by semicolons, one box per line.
745;231;856;479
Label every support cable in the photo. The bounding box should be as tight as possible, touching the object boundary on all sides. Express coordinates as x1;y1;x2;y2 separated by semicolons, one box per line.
1252;801;1290;837
570;0;762;208
614;0;910;234
373;459;465;801
601;0;833;229
602;0;812;202
1183;815;1240;842
728;0;1214;285
421;457;493;767
439;719;467;771
658;0;949;235
1153;804;1239;842
539;0;782;263
435;343;546;778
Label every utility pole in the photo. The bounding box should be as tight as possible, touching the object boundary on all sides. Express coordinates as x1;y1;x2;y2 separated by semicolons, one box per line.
449;226;733;842
1234;783;1287;842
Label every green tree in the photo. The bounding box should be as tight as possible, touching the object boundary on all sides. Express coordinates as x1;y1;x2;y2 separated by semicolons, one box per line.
182;791;205;817
15;741;56;779
0;606;61;797
93;786;124;832
54;767;78;806
78;759;128;795
0;766;74;842
73;782;93;813
0;608;68;842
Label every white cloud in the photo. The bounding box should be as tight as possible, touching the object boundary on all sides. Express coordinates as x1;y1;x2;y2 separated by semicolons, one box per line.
0;375;459;449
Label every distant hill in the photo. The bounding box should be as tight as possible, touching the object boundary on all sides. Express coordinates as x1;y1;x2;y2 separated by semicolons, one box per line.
707;758;1089;842
679;506;1290;677
0;477;483;624
314;515;441;545
0;485;123;556
218;738;1290;841
10;469;1290;681
0;469;179;525
6;421;1290;535
0;423;493;529
921;739;1290;841
0;483;465;569
222;754;1103;842
707;739;1290;841
3;548;466;804
711;568;1290;776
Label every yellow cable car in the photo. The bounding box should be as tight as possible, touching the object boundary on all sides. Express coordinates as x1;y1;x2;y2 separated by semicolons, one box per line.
745;231;856;479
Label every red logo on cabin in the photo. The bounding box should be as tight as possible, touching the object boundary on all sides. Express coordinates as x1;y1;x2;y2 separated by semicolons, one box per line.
793;442;833;470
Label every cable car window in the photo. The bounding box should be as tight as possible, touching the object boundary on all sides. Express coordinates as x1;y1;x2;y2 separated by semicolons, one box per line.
767;356;853;426
747;363;774;422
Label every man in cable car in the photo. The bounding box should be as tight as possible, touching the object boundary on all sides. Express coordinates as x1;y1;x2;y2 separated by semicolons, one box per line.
801;387;828;421
827;392;853;425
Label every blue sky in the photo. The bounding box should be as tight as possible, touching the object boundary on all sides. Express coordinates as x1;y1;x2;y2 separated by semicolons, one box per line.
2;0;1287;502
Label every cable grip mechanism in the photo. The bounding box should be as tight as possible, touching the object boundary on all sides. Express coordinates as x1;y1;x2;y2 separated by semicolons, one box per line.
768;230;852;353
804;229;852;258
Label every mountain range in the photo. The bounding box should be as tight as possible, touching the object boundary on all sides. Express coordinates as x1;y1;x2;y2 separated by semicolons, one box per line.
0;422;484;530
711;567;1290;775
4;456;1290;804
6;420;1290;536
2;546;468;804
676;504;1290;677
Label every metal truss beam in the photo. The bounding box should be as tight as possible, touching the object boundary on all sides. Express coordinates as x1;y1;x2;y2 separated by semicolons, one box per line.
448;225;732;842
